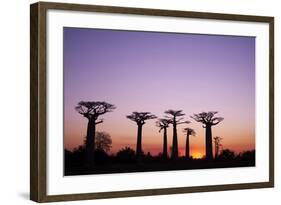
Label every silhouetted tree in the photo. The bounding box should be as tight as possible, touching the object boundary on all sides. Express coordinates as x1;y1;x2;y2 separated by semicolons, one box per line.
218;149;235;161
183;128;196;159
95;131;112;153
156;118;173;159
191;111;223;161
145;152;153;162
116;147;136;163
75;101;116;167
165;110;190;159
73;144;85;153
237;150;255;161
213;136;223;159
127;112;157;162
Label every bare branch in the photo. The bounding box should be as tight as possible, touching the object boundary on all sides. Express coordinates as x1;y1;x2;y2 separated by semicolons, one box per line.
177;120;190;125
95;120;103;125
211;117;224;125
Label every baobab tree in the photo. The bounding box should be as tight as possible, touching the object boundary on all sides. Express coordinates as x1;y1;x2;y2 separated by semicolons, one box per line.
165;110;190;159
126;112;157;161
183;128;196;159
214;136;223;159
156;118;173;159
191;111;224;161
75;101;116;167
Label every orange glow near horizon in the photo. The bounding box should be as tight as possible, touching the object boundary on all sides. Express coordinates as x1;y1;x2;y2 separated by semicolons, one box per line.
64;109;255;158
191;152;204;159
64;122;255;157
64;109;255;156
64;110;255;156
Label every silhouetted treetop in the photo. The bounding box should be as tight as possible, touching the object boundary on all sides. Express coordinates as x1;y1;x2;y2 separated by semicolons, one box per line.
75;101;116;119
165;109;190;125
116;147;136;163
95;131;112;153
218;149;236;160
213;136;223;144
126;112;157;125
191;111;224;126
165;109;185;117
183;127;196;136
156;118;173;132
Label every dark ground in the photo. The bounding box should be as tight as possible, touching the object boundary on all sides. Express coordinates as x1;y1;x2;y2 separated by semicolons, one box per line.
64;149;255;176
65;160;255;176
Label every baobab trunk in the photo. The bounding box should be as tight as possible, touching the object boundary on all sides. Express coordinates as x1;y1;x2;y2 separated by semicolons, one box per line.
171;121;178;159
136;124;143;161
163;128;168;159
205;125;213;161
185;133;190;159
85;119;96;167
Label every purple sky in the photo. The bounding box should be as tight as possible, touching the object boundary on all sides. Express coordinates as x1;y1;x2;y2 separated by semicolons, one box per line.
63;27;255;156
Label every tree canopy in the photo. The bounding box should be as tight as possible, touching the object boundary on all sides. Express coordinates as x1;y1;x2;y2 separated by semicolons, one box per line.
183;127;196;136
164;109;190;125
126;112;157;125
75;101;116;119
156;118;173;132
191;111;223;126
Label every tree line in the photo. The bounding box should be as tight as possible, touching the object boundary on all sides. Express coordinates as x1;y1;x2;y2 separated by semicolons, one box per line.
75;101;224;167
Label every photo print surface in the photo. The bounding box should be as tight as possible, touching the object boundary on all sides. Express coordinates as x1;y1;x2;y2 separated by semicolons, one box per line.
63;27;255;176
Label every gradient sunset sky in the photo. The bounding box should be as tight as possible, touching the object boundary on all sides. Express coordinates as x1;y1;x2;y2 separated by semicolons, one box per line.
63;27;255;158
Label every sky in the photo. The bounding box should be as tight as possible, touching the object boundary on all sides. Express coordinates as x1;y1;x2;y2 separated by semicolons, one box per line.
63;27;255;158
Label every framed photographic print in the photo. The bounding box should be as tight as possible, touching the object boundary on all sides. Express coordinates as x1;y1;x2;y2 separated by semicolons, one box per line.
30;1;274;202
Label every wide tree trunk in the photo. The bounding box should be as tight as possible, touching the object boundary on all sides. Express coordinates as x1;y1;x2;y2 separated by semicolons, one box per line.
171;121;178;159
85;119;96;167
205;125;213;161
163;128;168;159
136;124;143;161
185;133;190;159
